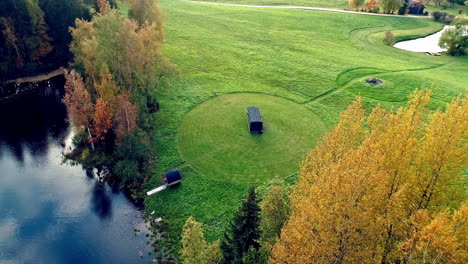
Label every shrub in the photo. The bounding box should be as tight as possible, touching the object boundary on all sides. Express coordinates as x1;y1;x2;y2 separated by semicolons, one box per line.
115;159;141;187
114;133;150;188
440;2;450;9
433;11;443;21
439;18;468;55
384;31;396;46
446;14;456;24
424;11;429;16
432;11;454;24
458;8;463;14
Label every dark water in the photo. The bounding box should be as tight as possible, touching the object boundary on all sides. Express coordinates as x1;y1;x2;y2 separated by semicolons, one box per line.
0;77;153;263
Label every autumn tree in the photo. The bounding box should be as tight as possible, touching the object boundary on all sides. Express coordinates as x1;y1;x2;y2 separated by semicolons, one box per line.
380;0;404;13
399;205;468;264
70;8;169;95
367;0;380;10
62;69;93;128
181;217;207;264
62;69;95;149
221;188;261;263
205;240;223;264
271;90;467;264
24;0;53;62
127;0;164;29
259;186;289;247
97;0;110;15
92;98;113;141
349;0;367;10
0;17;23;66
94;73;119;113
181;217;224;264
115;93;138;145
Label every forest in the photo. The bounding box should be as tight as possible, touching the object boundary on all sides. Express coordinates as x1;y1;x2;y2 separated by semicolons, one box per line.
0;0;95;79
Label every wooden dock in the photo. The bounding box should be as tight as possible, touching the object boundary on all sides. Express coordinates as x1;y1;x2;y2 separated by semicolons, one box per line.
147;185;167;196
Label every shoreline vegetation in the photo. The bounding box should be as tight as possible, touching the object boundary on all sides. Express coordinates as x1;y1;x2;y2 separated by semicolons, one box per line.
60;0;171;199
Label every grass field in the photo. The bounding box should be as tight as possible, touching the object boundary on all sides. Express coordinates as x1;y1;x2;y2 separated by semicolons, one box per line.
195;0;349;9
425;3;468;16
196;0;468;15
144;0;468;251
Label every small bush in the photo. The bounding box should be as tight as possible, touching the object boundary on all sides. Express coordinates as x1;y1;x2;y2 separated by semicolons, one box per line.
432;11;446;21
81;148;90;160
440;2;449;9
432;11;454;24
446;14;456;24
384;31;396;46
424;11;429;16
458;8;463;14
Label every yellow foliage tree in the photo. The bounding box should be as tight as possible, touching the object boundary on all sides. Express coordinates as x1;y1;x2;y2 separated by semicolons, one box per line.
399;205;468;264
271;90;467;264
181;217;224;264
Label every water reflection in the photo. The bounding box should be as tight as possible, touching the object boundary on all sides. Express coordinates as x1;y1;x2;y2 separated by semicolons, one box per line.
0;77;67;165
0;77;153;263
91;183;112;219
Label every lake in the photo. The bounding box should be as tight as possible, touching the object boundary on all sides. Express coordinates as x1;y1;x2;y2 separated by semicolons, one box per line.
393;26;449;53
0;77;153;263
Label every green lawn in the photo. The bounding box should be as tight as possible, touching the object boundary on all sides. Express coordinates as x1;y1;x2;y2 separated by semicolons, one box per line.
192;0;468;15
425;3;468;16
144;0;468;252
195;0;349;9
178;93;327;183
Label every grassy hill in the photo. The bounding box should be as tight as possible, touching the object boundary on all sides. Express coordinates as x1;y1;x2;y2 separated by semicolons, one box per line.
144;0;468;250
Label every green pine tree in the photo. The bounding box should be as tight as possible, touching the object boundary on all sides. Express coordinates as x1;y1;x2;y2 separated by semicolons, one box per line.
221;187;261;264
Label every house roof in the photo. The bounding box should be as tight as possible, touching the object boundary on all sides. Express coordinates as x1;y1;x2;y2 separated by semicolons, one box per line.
247;107;262;123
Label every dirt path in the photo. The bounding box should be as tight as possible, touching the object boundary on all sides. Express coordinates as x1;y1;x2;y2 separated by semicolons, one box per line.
5;68;64;84
182;0;431;18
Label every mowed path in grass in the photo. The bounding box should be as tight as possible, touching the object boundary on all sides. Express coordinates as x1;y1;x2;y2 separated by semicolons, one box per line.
178;93;327;183
145;0;468;245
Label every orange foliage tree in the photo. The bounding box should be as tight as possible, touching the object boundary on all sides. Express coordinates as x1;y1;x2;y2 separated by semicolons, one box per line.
271;90;467;264
62;69;93;129
92;98;113;141
97;0;110;15
0;18;23;66
367;0;379;10
62;69;95;149
115;93;138;145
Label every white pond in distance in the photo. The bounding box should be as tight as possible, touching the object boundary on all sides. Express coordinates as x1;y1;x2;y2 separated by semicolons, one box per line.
393;26;450;53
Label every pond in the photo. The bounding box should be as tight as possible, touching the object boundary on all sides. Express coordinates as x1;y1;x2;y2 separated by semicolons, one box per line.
393;26;449;53
0;77;153;263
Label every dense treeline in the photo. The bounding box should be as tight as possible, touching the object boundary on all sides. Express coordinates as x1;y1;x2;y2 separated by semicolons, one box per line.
63;0;171;193
180;90;467;264
0;0;90;79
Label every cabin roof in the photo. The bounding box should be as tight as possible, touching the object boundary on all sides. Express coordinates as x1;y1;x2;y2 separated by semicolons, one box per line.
247;107;262;123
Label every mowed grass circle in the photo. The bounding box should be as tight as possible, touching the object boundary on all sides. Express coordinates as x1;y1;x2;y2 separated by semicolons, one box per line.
178;93;328;183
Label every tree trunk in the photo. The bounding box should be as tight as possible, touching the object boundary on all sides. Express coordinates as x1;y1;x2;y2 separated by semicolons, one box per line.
87;126;95;152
